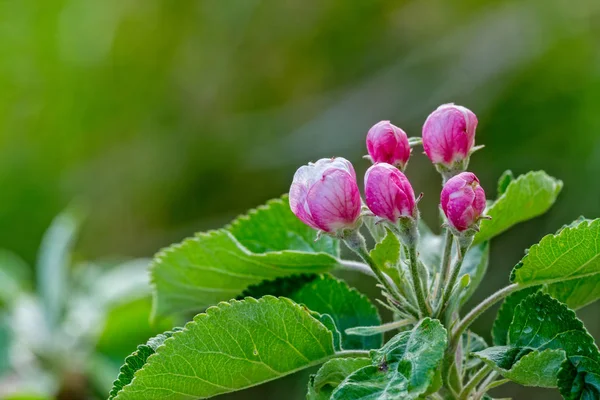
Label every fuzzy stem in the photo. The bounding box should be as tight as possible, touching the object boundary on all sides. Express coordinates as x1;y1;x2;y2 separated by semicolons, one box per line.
434;229;454;303
451;283;520;349
436;239;470;319
334;350;370;359
459;365;492;400
343;231;406;308
408;245;431;316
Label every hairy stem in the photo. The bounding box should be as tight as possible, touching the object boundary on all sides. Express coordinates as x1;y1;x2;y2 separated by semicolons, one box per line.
436;239;470;320
408;245;431;316
334;350;370;359
459;365;492;400
343;231;407;308
451;283;520;348
435;229;454;303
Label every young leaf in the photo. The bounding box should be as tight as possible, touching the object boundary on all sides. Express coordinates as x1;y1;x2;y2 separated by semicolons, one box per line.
307;358;371;400
462;331;488;372
511;219;600;309
108;329;181;399
331;318;447;399
557;356;600;399
496;170;515;196
370;229;402;285
476;292;599;389
474;171;563;244
113;296;336;400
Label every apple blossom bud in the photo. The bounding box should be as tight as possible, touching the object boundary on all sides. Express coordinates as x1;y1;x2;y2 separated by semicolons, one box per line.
364;163;416;223
366;121;411;169
440;172;486;232
289;157;361;234
422;104;478;170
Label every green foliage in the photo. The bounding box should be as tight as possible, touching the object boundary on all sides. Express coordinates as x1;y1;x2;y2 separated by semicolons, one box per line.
0;250;30;307
112;296;337;400
476;293;599;390
108;329;181;399
511;218;600;309
307;358;371;400
331;319;447;399
496;170;515;196
291;275;382;350
370;229;402;286
474;171;563;244
492;286;540;345
151;197;341;318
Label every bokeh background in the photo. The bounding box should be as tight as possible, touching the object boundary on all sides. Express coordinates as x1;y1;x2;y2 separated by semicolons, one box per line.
1;0;600;399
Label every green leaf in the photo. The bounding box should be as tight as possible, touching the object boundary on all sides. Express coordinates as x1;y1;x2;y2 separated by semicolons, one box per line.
557;356;600;399
497;170;515;196
227;195;339;255
307;358;371;400
36;207;82;330
151;228;340;317
474;171;563;244
369;229;402;285
476;292;600;389
511;219;600;309
332;318;447;399
291;275;382;350
492;286;541;346
238;274;381;350
113;296;336;400
108;328;182;399
0;313;10;375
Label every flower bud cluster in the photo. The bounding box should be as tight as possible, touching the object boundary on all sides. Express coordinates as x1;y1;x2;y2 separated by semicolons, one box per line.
289;103;486;237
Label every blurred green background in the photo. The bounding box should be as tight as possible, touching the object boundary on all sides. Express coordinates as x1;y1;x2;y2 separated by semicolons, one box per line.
1;0;599;399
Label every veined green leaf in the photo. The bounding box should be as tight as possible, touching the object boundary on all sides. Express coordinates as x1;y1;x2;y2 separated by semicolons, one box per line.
108;329;181;399
511;219;600;309
476;292;599;389
492;286;541;346
113;296;336;400
307;358;370;400
370;229;402;286
474;171;562;244
241;274;382;350
331;318;447;399
291;275;382;350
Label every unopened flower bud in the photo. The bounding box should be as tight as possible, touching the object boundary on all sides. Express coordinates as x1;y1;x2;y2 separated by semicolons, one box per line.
364;163;416;223
366;121;411;169
441;172;486;232
422;104;478;171
289;157;361;234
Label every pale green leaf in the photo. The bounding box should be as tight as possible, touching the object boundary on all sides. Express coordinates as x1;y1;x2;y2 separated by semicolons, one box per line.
477;292;600;389
474;171;563;244
369;229;402;286
332;318;447;399
114;296;336;400
511;219;600;309
307;358;370;400
36;207;82;330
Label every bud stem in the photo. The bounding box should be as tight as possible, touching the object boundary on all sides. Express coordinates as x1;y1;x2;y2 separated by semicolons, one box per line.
407;244;432;317
343;231;411;314
435;237;472;320
434;229;454;304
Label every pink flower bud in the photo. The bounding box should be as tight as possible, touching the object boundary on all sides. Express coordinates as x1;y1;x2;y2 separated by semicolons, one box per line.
366;121;411;168
422;104;478;167
289;157;361;233
440;172;486;232
364;163;416;222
